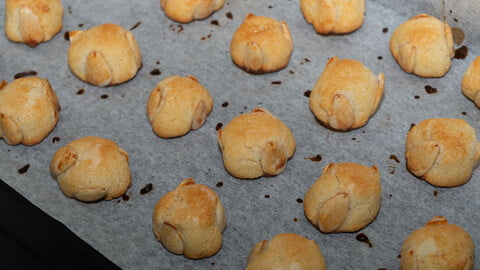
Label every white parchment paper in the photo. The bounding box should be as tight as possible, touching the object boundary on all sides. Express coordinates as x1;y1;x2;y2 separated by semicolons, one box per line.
0;0;478;269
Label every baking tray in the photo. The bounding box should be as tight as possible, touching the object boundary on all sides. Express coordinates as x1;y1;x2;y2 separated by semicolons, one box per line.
0;0;479;268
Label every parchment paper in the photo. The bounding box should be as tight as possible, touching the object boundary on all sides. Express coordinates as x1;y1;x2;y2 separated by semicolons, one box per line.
0;0;479;269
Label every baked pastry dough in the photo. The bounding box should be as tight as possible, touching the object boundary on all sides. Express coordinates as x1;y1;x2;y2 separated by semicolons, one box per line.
406;118;480;187
245;233;327;270
309;57;384;131
304;162;381;233
300;0;365;34
146;75;214;138
462;56;480;107
50;136;131;202
67;23;142;86
152;178;226;259
230;14;293;73
400;216;474;270
5;0;63;46
0;77;59;146
217;108;296;179
390;14;454;77
160;0;224;23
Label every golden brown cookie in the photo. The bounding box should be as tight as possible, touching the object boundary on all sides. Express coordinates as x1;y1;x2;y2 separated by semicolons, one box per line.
300;0;365;34
400;216;474;270
304;162;381;233
462;56;480;107
0;77;59;146
67;23;142;86
5;0;63;46
160;0;224;23
245;233;327;270
309;57;384;131
152;178;226;259
217;108;296;179
146;75;214;138
406;118;480;187
390;14;454;77
50;136;131;202
230;14;293;73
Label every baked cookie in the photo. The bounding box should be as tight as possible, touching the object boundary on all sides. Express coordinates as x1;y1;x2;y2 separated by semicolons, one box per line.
0;77;59;146
245;233;327;270
309;57;384;131
300;0;365;35
230;14;293;73
304;162;381;233
152;178;226;259
67;23;142;86
160;0;224;23
5;0;63;46
50;136;131;202
400;216;474;270
406;118;480;187
462;56;480;107
217;108;296;179
146;75;214;138
390;14;454;77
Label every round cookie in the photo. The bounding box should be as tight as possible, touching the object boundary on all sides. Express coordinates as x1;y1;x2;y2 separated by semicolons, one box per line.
152;178;226;259
0;77;59;146
400;216;474;270
160;0;225;23
67;23;142;86
405;118;480;187
5;0;63;46
304;162;381;233
230;14;293;73
461;56;480;107
300;0;365;35
309;57;384;131
50;136;131;202
217;108;296;179
390;14;454;77
245;233;327;270
146;75;214;138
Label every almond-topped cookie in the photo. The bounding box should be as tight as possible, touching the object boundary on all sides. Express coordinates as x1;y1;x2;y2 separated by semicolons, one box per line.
67;23;142;86
309;57;384;131
246;233;327;270
152;178;226;259
230;14;293;73
0;77;59;146
406;118;480;187
390;14;454;77
400;216;474;270
160;0;224;23
462;56;480;107
304;162;381;233
50;136;131;202
217;108;296;179
146;75;214;138
5;0;63;46
300;0;365;34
